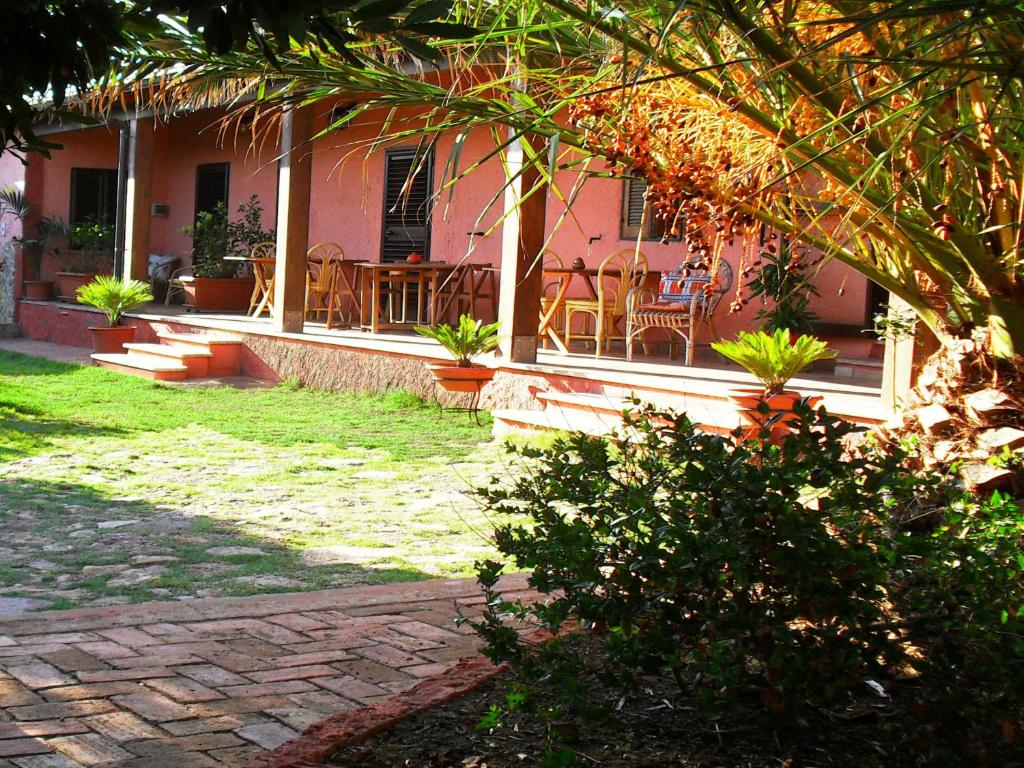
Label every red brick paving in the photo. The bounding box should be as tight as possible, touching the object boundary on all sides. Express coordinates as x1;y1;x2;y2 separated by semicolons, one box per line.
0;577;527;767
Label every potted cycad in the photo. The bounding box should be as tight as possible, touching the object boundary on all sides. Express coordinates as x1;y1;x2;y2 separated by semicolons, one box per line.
415;314;499;393
712;328;836;441
76;276;154;353
0;187;62;300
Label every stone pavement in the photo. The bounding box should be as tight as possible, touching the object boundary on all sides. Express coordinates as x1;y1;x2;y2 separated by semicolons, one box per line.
0;577;526;767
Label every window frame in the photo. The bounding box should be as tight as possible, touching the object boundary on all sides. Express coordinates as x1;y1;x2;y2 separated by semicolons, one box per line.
69;167;118;227
620;177;676;241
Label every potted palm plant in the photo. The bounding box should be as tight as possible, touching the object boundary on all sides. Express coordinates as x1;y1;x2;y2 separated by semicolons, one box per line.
415;314;499;392
76;276;154;353
712;328;836;441
0;187;62;300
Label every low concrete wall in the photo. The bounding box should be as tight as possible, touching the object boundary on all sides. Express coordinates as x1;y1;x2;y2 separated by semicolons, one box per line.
15;301;502;408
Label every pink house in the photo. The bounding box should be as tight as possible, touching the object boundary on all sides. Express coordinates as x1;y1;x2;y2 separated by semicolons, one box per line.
0;98;904;433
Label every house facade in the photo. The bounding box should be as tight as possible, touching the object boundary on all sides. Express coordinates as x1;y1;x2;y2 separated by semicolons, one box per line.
0;98;876;345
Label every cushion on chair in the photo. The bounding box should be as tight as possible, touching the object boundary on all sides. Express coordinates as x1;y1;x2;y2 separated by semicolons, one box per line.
657;271;710;306
635;302;694;314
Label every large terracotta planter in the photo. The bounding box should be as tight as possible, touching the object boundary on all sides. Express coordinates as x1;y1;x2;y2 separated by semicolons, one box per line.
727;388;824;442
23;280;54;300
55;272;100;302
88;325;136;353
182;277;255;312
428;364;495;393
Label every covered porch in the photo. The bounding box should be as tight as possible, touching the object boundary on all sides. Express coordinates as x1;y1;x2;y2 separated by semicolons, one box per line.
17;298;888;436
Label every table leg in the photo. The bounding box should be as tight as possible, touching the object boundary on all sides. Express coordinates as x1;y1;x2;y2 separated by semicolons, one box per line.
371;271;381;334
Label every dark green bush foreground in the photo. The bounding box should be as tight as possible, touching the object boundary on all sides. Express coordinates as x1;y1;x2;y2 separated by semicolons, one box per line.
470;403;1023;764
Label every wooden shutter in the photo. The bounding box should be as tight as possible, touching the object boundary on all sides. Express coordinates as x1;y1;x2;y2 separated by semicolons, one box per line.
194;163;230;220
621;177;647;239
70;168;118;225
620;176;675;240
381;148;433;262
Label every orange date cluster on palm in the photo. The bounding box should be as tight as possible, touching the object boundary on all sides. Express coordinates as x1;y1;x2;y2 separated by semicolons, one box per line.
570;89;784;309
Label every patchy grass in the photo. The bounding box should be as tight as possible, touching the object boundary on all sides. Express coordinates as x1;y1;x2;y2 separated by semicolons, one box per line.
0;349;515;610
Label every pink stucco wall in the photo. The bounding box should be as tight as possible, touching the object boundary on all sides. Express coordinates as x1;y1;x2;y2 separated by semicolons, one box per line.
1;102;872;336
149;110;280;259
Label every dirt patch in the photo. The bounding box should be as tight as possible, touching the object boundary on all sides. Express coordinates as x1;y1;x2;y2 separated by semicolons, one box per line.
325;664;1010;767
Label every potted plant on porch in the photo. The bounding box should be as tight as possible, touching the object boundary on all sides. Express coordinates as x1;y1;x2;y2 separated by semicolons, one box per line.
712;328;836;441
0;187;64;300
76;275;154;353
56;218;115;301
415;314;499;392
179;197;272;311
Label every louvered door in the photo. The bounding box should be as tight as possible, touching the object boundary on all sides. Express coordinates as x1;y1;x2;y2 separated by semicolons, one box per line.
381;148;433;262
194;163;230;221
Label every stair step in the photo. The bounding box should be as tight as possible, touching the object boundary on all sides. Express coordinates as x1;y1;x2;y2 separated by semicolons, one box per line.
123;343;212;377
834;357;884;382
535;391;743;434
492;408;623;438
155;332;243;376
124;343;213;359
91;353;189;381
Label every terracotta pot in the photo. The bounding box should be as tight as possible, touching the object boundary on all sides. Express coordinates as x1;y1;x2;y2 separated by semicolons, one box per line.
182;277;256;312
88;325;136;353
56;272;102;302
428;364;495;393
23;280;54;300
727;388;823;442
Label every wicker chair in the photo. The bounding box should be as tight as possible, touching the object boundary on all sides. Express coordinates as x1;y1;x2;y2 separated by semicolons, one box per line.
538;251;566;348
305;242;344;323
564;249;649;357
625;259;733;365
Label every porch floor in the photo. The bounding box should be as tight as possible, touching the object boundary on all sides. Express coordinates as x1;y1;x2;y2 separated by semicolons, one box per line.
18;299;886;424
123;302;885;423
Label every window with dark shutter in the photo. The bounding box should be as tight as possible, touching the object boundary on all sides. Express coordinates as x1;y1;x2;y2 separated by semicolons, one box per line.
620;177;675;241
69;168;118;226
381;148;433;262
194;163;230;221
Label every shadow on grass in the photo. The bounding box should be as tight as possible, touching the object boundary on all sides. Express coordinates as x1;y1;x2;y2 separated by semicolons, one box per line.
0;476;439;610
0;403;129;462
0;349;491;463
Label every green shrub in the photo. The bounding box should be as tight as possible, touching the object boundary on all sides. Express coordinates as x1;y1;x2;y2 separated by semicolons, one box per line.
472;403;909;714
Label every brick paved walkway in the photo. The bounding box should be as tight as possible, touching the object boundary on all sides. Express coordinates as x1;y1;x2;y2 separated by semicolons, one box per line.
0;577;525;767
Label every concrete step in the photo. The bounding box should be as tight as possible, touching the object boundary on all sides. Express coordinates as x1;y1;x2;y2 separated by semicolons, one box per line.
534;391;742;435
91;353;190;381
834;357;884;383
123;343;212;377
155;332;243;376
492;408;624;438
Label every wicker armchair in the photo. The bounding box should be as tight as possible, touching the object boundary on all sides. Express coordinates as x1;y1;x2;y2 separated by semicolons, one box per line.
625;259;733;365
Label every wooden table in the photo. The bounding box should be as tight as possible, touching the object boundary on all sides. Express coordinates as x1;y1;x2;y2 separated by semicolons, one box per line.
539;267;659;353
356;261;457;333
225;256;276;317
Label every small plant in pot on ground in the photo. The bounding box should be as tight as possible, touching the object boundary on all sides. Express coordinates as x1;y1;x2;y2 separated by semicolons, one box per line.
76;275;154;354
712;327;835;440
415;314;499;393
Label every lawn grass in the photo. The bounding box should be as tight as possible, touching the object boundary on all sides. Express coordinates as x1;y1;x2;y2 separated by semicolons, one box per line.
0;349;511;610
0;351;487;462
